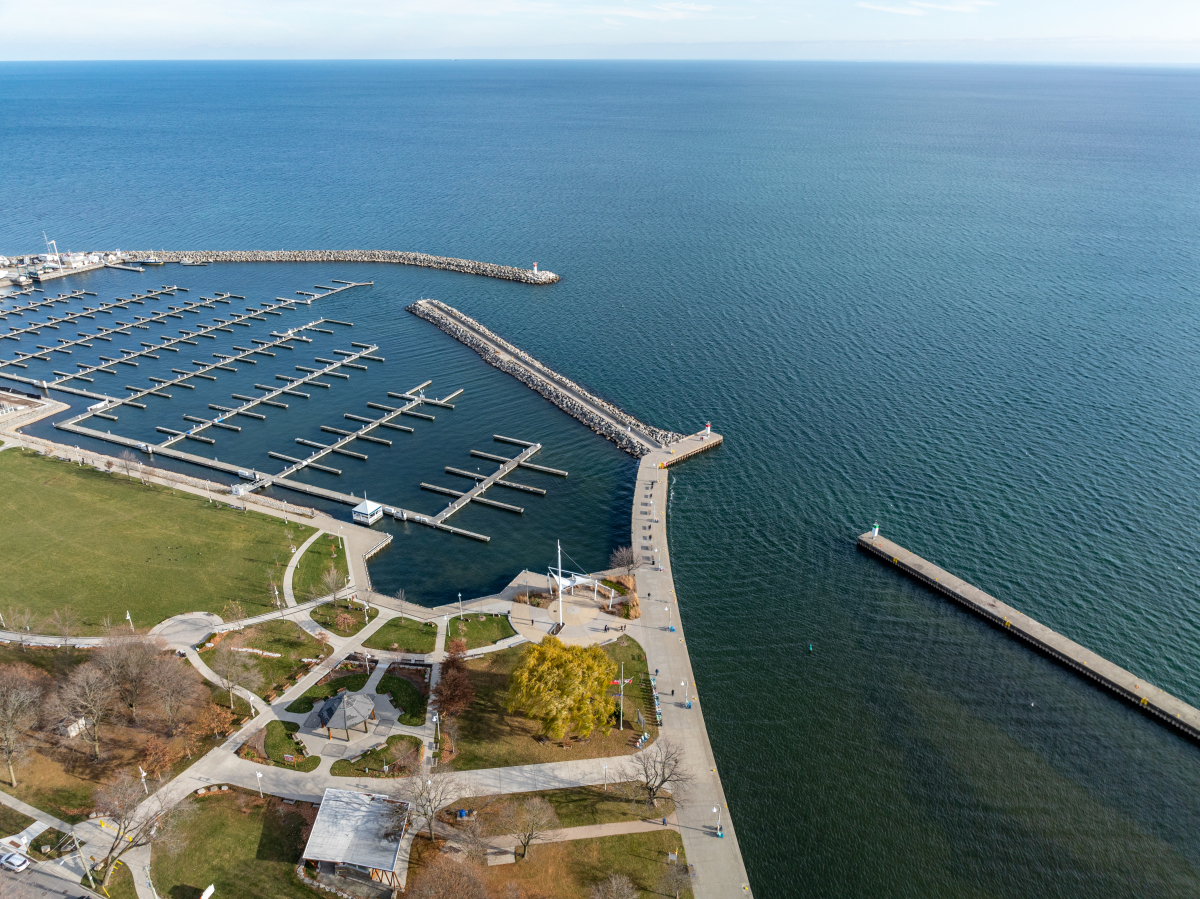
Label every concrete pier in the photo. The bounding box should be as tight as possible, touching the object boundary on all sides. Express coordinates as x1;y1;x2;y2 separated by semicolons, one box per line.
857;531;1200;742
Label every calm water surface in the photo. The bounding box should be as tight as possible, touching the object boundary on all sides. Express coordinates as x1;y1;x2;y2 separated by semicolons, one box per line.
4;61;1200;897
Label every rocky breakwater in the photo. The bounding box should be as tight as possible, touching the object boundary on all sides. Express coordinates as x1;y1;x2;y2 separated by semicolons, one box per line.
131;250;559;284
407;298;682;457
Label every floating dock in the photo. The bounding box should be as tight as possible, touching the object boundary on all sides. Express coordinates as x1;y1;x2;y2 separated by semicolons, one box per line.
857;531;1200;742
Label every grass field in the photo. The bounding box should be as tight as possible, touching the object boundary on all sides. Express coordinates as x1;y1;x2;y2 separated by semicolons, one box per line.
226;620;331;697
330;734;422;778
0;803;33;836
308;602;378;637
376;672;427;726
451;638;657;771
406;830;690;898
361;617;438;654
151;790;321;899
291;533;348;601
0;450;314;633
446;613;517;650
447;784;675;829
283;670;370;714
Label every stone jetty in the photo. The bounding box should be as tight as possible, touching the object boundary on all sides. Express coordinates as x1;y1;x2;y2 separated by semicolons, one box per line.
408;299;682;456
129;250;558;284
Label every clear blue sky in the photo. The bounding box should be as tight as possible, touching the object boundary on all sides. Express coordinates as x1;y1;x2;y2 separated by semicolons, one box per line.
5;0;1199;62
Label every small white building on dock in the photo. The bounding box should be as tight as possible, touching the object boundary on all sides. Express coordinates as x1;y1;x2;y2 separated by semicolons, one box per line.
352;499;383;525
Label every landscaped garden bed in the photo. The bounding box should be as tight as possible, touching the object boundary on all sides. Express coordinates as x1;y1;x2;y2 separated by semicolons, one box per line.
239;720;320;772
378;664;429;726
330;734;422;778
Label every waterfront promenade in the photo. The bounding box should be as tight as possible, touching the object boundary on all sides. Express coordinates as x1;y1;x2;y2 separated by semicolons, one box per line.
858;531;1200;742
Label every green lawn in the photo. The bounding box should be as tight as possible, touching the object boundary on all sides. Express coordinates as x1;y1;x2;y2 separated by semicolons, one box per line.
450;784;675;829
292;533;348;601
376;672;427;726
0;803;33;836
330;734;422;778
258;721;321;772
361;617;438;654
151;790;322;899
308;602;378;638
0;450;314;633
446;613;517;650
231;620;331;696
88;858;138;899
472;830;690;898
452;639;656;771
283;670;370;714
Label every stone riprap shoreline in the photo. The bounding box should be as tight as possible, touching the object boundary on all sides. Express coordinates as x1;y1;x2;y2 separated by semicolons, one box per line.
129;250;559;284
408;298;682;457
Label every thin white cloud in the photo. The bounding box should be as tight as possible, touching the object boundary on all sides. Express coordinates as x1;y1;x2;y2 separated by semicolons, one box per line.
857;2;926;15
911;0;994;11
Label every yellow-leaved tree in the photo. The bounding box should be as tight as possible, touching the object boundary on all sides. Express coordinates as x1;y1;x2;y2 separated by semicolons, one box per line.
506;636;617;740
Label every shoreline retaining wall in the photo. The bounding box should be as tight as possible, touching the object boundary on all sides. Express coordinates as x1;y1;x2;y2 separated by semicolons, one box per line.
408;299;682;457
129;250;558;285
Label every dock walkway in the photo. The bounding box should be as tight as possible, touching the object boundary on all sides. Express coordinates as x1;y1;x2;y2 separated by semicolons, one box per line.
857;531;1200;741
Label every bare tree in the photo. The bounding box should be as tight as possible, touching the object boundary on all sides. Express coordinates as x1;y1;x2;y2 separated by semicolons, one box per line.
0;667;41;786
319;564;344;602
620;739;693;807
498;796;559;861
407;855;488;899
147;657;205;735
610;545;636;578
93;771;193;888
394;588;406;619
56;663;119;759
2;606;34;634
457;816;491;866
659;864;693;899
95;636;165;722
119;449;142;482
208;643;263;711
398;771;463;840
590;872;640;899
46;606;79;639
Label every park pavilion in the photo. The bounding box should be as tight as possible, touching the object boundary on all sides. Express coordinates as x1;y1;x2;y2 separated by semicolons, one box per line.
317;691;376;741
302;788;409;889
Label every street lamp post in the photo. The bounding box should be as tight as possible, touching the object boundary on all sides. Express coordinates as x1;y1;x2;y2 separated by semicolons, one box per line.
713;806;723;836
603;763;608;791
458;592;463;621
255;771;263;798
139;767;148;795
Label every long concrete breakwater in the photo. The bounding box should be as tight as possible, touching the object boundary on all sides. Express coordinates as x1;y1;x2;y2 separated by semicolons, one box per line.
857;531;1200;742
129;250;558;284
408;298;683;457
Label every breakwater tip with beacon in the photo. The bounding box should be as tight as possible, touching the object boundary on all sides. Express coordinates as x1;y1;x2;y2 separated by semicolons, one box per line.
407;298;711;459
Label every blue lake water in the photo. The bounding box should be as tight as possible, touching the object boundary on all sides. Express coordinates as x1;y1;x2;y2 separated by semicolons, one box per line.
4;61;1200;897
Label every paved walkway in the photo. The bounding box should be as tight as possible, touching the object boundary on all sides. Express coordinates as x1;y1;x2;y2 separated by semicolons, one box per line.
284;530;325;607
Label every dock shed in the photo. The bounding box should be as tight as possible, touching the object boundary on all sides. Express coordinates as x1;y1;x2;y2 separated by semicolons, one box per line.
352;499;384;525
302;788;409;889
